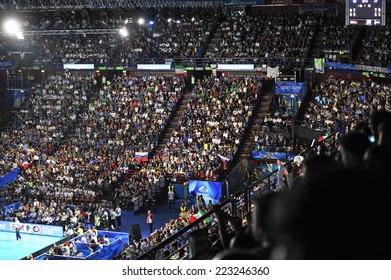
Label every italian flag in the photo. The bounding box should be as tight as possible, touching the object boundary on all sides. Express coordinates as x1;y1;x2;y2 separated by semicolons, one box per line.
198;208;212;223
318;132;331;143
189;208;212;224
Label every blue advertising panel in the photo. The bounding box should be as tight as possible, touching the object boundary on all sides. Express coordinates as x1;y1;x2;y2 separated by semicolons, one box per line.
4;90;25;108
0;221;64;237
252;151;296;161
275;82;305;95
325;62;391;74
0;61;12;68
13;90;25;108
188;180;222;205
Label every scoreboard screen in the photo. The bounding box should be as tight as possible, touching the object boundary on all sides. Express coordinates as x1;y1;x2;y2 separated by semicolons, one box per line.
346;0;386;26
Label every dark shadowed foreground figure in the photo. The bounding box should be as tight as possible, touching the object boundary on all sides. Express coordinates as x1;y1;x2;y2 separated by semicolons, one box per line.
271;164;391;259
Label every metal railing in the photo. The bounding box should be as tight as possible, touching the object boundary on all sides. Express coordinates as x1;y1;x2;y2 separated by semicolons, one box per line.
0;0;223;10
136;169;276;260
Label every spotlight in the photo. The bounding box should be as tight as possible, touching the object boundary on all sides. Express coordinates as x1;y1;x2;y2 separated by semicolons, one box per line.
119;27;128;37
3;18;20;34
138;18;145;25
149;20;154;25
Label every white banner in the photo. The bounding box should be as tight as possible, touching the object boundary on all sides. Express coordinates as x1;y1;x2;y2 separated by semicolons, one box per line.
267;65;279;78
63;64;94;70
217;64;254;70
137;64;171;70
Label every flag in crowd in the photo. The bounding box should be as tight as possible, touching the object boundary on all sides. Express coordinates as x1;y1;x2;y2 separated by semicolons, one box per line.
135;152;148;162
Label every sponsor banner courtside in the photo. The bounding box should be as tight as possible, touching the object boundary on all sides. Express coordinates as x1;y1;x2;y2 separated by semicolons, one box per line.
0;221;64;237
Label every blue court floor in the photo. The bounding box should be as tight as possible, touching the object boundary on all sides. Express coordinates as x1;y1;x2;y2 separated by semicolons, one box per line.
0;231;62;260
119;200;182;239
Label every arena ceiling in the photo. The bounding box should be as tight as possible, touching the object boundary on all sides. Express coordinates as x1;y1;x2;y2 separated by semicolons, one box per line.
0;0;223;10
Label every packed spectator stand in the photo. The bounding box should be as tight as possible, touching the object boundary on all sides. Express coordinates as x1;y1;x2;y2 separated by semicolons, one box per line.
358;25;391;67
205;13;317;61
152;75;259;181
1;2;391;261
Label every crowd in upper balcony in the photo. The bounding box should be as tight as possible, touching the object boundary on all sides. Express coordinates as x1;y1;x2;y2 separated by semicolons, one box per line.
1;9;391;68
0;8;219;67
357;25;391;67
319;15;359;53
117;9;219;62
26;10;123;31
204;12;317;60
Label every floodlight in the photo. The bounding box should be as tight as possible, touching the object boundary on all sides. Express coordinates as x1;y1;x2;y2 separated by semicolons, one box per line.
3;18;20;34
119;27;128;37
138;18;145;25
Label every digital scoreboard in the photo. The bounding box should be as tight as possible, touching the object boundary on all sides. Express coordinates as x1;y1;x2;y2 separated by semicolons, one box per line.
346;0;386;26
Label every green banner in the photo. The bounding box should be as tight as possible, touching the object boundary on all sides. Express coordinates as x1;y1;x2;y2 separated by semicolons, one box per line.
314;58;325;73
